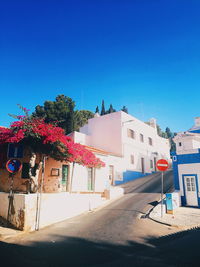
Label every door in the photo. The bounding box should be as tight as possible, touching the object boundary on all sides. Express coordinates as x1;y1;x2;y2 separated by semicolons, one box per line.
109;165;114;185
62;165;69;191
154;157;157;172
141;158;145;174
183;175;198;206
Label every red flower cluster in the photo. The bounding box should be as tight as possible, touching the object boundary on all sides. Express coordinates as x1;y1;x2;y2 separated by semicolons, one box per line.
66;142;105;168
0;118;105;168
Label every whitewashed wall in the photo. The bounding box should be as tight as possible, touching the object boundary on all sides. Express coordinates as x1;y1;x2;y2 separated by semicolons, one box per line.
178;163;200;197
79;111;170;177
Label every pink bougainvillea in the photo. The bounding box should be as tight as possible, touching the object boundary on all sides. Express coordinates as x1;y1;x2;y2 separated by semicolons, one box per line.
0;117;105;168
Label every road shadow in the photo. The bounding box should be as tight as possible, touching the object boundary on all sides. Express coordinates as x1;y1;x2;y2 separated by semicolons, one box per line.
148;201;159;207
1;227;200;266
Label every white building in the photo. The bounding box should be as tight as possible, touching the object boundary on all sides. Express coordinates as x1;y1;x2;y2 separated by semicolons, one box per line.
71;111;170;186
172;117;200;208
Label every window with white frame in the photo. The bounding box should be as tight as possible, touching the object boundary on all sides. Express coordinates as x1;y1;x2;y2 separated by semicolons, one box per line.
127;129;135;139
148;137;153;146
140;133;144;142
130;155;134;164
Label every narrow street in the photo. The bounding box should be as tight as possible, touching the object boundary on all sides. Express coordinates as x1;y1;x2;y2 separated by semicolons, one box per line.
1;170;200;267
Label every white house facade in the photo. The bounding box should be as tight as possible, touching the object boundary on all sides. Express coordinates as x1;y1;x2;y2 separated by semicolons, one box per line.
172;117;200;208
71;111;170;186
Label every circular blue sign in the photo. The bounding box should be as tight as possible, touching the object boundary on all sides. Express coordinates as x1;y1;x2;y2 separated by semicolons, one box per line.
6;159;22;174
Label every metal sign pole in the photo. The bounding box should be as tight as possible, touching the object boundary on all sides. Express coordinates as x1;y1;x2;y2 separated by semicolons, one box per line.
7;173;14;226
161;171;164;217
36;156;45;231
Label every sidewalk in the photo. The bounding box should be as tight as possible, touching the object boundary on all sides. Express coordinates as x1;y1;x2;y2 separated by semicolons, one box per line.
149;204;200;229
0;187;124;241
0;217;24;240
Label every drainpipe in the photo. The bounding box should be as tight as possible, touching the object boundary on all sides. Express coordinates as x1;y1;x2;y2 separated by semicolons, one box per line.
93;168;96;193
35;156;45;231
69;162;75;193
7;173;15;226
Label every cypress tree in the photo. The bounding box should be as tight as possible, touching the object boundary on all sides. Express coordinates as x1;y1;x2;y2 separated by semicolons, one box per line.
100;100;106;115
121;106;128;114
108;104;116;113
95;106;99;113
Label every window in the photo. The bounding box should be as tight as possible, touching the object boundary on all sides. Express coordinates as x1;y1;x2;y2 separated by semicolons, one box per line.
21;163;38;179
179;142;182;147
127;129;135;139
88;168;94;191
150;160;153;169
62;165;69;185
186;177;196;192
140;133;144;142
130;155;134;164
109;165;114;185
148;137;153;146
8;144;24;158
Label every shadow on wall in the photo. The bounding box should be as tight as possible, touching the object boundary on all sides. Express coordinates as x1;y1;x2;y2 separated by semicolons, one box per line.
1;228;200;266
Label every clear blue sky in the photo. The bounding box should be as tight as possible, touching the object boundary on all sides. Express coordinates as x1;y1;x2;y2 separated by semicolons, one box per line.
0;0;200;133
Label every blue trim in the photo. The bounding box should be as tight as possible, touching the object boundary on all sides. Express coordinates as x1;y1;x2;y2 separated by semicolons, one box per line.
181;196;186;206
115;170;151;185
189;129;200;133
172;152;180;190
182;174;200;207
176;151;200;165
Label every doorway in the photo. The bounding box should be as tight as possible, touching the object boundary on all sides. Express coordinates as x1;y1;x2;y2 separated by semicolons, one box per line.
141;158;145;174
109;165;114;185
183;175;198;206
62;165;69;191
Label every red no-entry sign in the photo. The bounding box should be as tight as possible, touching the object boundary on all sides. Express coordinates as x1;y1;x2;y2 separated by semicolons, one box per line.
156;159;169;172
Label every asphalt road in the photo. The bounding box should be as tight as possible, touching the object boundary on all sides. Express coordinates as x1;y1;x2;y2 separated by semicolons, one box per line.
2;170;200;267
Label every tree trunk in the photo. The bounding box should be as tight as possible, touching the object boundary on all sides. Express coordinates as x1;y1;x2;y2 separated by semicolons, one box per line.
28;152;43;193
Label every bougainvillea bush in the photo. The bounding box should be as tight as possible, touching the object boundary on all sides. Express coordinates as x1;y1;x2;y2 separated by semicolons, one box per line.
0;109;105;168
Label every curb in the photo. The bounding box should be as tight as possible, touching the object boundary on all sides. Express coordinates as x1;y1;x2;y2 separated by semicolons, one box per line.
146;206;200;230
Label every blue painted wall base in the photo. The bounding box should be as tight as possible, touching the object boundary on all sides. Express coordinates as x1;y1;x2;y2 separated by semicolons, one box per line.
115;170;152;185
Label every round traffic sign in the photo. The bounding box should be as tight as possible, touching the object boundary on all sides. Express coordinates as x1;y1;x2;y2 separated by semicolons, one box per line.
156;159;169;171
6;159;22;174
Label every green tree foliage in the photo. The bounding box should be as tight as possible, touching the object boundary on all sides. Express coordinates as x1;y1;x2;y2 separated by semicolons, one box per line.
73;110;94;131
100;100;106;115
98;100;128;115
121;106;128;114
165;127;173;138
108;104;116;114
95;106;99;113
156;125;176;152
33;95;94;134
165;127;176;152
105;104;116;114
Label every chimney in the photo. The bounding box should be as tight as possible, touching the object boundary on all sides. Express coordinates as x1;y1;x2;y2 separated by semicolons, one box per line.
195;117;200;127
149;118;157;129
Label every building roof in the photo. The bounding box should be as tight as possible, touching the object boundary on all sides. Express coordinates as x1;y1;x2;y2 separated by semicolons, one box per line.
84;145;121;157
188;126;200;133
